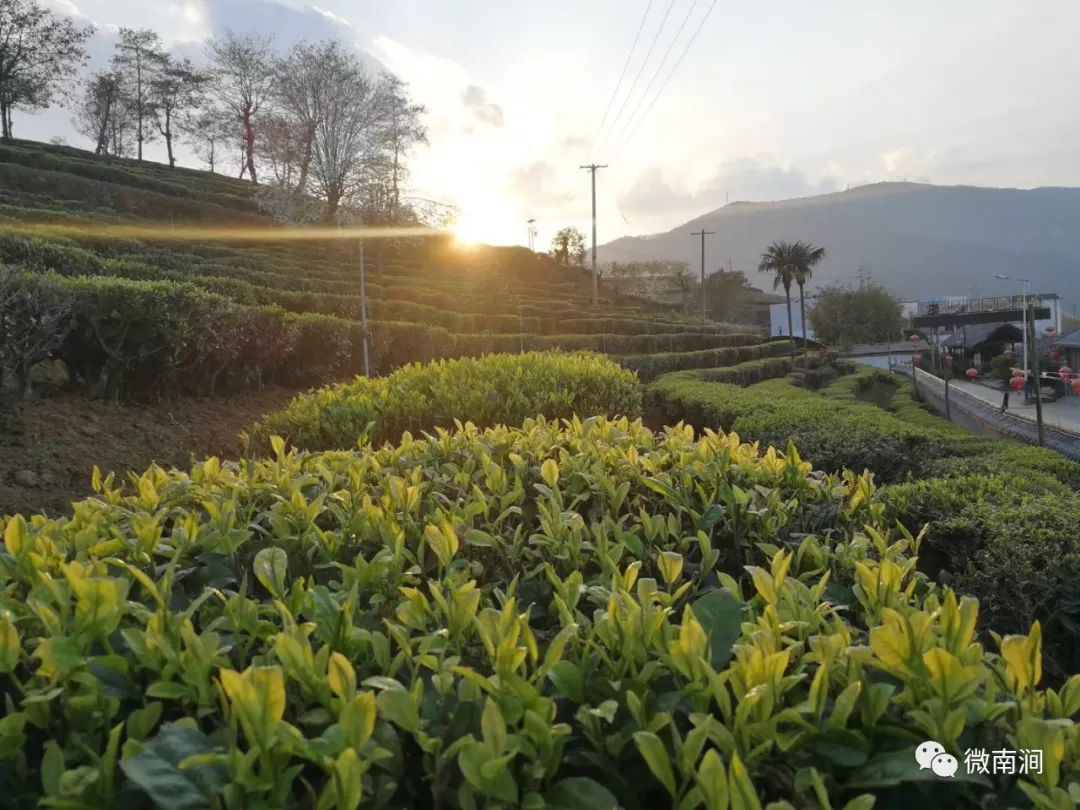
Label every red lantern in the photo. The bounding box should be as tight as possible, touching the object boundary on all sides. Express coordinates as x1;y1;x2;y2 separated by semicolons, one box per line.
1011;368;1025;378
1073;379;1080;396
909;334;920;348
1060;366;1072;379
1046;325;1057;336
965;367;978;380
1011;376;1025;391
944;355;955;367
912;354;922;367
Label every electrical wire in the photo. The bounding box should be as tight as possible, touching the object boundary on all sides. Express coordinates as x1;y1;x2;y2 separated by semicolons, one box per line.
590;0;655;155
613;0;720;157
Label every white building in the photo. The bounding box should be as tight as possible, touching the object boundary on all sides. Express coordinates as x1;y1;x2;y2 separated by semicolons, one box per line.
769;295;817;340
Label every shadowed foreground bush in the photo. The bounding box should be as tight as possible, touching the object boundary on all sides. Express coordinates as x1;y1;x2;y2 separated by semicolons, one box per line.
1;417;1078;809
253;351;642;450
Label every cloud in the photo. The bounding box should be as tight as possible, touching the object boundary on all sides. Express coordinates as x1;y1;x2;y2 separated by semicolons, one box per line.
619;154;841;217
509;161;572;212
462;84;503;128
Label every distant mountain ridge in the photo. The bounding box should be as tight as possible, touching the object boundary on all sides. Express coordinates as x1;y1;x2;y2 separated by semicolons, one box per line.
599;182;1080;306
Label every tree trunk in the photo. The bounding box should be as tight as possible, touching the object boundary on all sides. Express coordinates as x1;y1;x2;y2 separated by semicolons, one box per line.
785;285;794;362
164;108;174;168
0;101;9;139
798;282;807;368
242;107;257;184
297;125;316;191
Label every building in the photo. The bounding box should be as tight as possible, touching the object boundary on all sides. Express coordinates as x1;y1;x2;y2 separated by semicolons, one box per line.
903;293;1064;336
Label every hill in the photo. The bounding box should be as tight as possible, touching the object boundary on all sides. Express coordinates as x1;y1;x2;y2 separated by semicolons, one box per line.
600;181;1080;304
0;139;775;513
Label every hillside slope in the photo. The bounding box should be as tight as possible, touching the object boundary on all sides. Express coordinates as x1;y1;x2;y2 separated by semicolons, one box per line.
600;182;1080;303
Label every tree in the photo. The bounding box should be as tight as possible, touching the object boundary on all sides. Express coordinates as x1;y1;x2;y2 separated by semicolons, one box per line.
309;58;398;218
185;105;237;173
72;69;124;155
382;72;427;214
206;31;274;183
790;240;827;362
759;241;797;360
150;57;206;168
112;28;167;161
549;227;586;268
759;240;826;361
807;282;904;347
0;0;92;139
704;269;749;322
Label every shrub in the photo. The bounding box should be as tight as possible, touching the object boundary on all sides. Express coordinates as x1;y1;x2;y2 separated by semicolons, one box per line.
1;418;1078;809
619;339;790;382
879;475;1080;679
254;351;642;450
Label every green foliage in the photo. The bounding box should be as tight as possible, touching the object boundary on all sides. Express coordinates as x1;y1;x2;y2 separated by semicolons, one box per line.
807;284;905;347
619;338;790;382
2;417;1079;809
254;351;642;450
989;354;1015;383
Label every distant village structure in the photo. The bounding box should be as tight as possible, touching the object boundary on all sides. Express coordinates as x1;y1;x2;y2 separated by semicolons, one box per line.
771;290;1073;370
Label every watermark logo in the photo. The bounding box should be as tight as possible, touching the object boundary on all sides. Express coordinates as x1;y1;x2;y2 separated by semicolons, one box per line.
916;741;1043;777
916;740;958;777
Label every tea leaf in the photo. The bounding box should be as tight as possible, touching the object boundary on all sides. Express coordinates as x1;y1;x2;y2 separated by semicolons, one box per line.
633;731;677;796
253;547;288;598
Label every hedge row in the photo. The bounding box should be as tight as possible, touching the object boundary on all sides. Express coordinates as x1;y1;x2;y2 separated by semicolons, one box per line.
0;271;450;399
2;416;1078;808
648;365;1080;679
619;338;793;381
254;351;642;451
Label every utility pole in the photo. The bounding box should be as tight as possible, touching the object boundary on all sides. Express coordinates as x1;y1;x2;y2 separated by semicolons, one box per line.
527;218;536;252
358;240;371;378
581;164;607;306
1027;301;1045;446
690;229;715;322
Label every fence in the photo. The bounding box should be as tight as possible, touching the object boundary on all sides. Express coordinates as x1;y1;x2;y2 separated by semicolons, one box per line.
898;365;1080;461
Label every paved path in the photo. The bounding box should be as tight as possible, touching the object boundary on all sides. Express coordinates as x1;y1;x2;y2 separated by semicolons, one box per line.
898;364;1080;461
927;372;1080;433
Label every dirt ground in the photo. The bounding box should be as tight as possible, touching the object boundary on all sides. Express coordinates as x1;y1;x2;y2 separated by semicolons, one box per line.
0;384;298;517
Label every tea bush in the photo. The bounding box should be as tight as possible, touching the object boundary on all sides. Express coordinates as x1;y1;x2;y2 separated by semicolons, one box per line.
253;351;642;450
620;339;792;382
2;417;1079;809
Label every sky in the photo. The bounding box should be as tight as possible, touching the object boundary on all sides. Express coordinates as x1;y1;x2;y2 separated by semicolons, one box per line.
23;0;1080;247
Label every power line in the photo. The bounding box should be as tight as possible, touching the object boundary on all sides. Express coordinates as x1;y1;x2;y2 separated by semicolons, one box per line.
596;0;679;151
591;0;655;155
614;0;720;157
608;0;700;153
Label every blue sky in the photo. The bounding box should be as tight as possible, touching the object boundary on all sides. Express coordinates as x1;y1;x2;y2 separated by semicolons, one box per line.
27;0;1080;244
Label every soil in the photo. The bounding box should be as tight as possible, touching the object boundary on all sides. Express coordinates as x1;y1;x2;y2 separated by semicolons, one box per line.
0;383;298;518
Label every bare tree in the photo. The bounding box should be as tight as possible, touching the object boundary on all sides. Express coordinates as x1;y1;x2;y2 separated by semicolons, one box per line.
184;105;237;173
150;57;206;168
206;31;274;183
111;28;167;160
308;53;398;218
0;0;92;139
382;72;427;214
272;40;334;191
72;69;123;154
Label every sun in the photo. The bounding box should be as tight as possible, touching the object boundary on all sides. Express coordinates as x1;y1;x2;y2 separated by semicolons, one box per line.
449;200;524;247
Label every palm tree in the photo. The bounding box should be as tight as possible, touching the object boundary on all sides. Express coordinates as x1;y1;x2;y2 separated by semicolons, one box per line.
758;242;797;361
791;240;827;365
758;240;827;365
